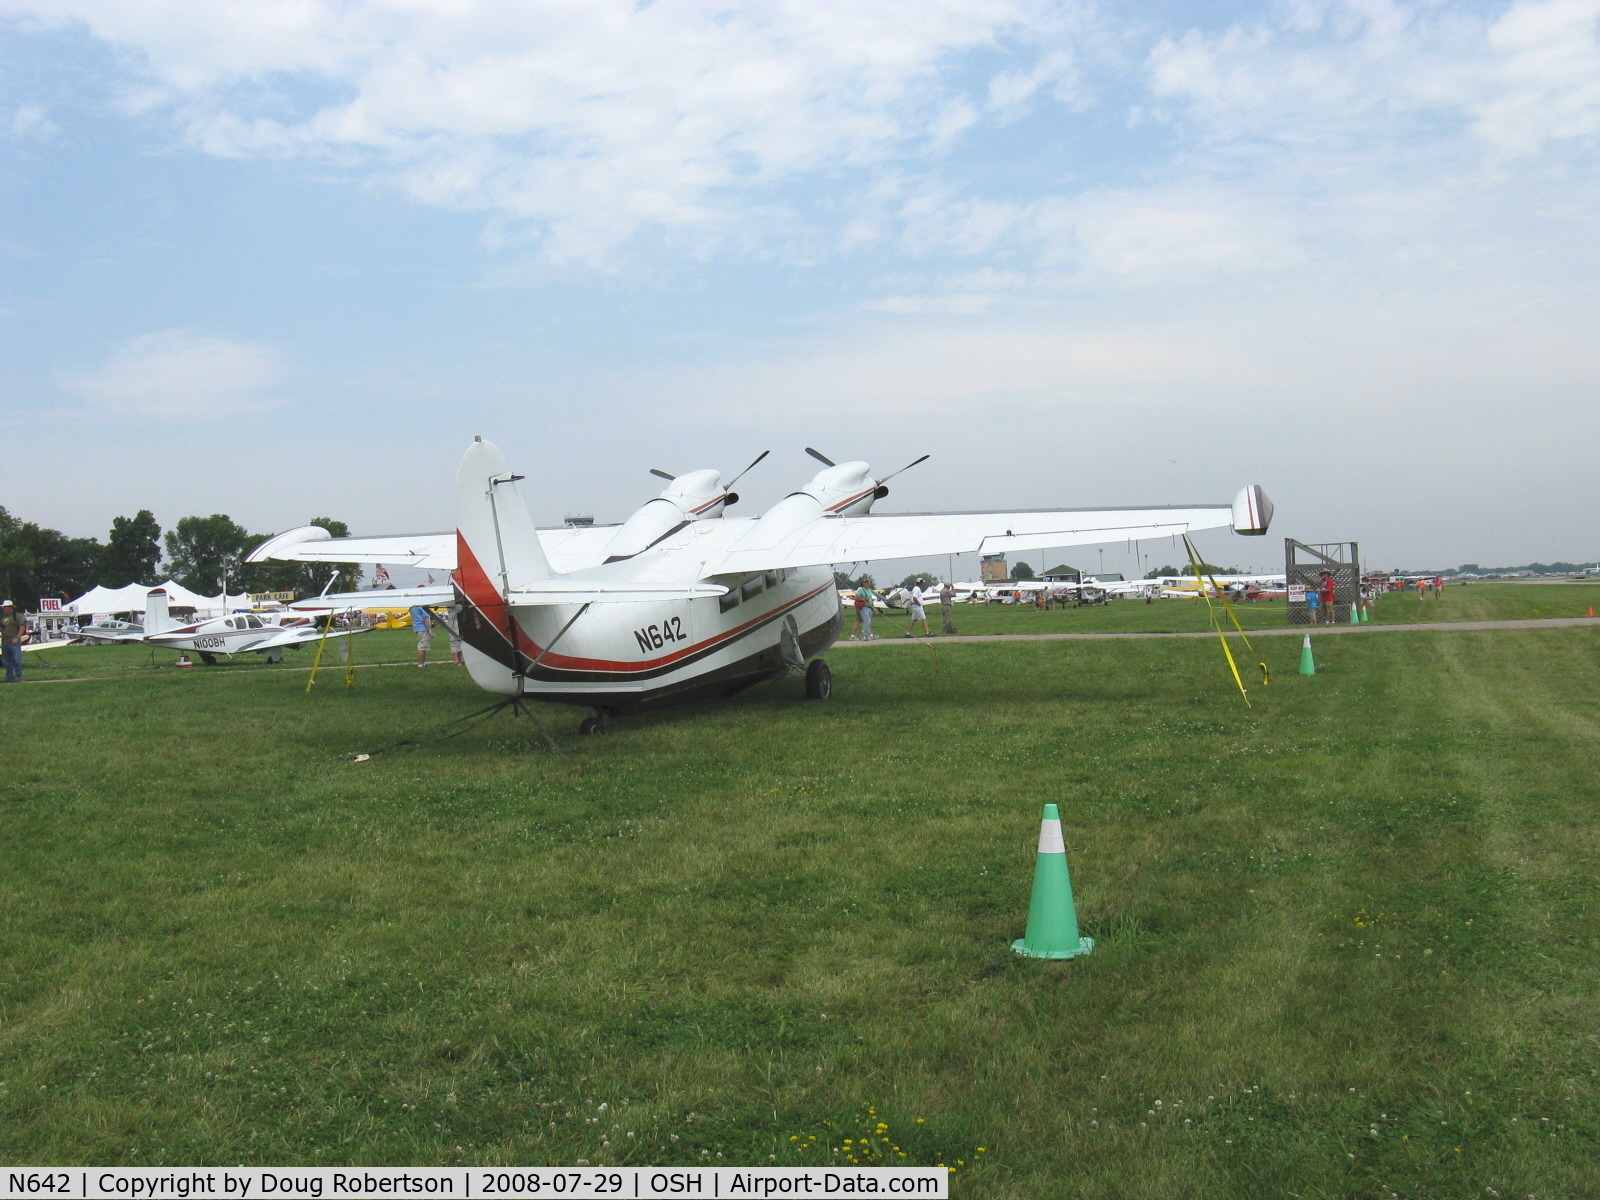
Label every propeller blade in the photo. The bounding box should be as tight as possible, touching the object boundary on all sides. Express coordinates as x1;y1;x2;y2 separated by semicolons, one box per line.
649;468;676;481
877;453;930;484
805;447;835;467
723;449;770;490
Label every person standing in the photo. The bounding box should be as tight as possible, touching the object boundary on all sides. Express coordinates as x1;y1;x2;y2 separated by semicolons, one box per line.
409;604;434;667
1;600;23;683
1318;571;1337;624
905;583;930;637
446;605;466;665
851;579;876;641
939;582;957;635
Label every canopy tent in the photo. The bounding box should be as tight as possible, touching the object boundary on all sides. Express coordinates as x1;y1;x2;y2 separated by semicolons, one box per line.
68;581;252;617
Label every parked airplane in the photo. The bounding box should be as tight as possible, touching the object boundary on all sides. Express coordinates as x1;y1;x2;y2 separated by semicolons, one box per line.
87;588;363;664
250;437;1273;732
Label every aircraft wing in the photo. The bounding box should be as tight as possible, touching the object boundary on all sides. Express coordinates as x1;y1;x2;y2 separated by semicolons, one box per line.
22;637;79;652
702;488;1270;577
289;584;455;610
248;625;370;652
248;524;619;574
504;579;728;606
70;627;148;644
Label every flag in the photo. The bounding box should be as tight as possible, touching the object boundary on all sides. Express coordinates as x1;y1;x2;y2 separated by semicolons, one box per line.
427;575;436;585
374;564;390;585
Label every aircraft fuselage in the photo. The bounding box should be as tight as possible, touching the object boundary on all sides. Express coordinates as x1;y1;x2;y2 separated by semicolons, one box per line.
456;564;842;713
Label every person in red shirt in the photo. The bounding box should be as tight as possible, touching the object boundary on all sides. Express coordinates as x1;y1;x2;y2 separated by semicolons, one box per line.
1318;571;1337;623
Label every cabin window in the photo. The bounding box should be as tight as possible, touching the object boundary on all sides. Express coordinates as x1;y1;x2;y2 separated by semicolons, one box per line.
719;591;740;613
246;615;264;629
225;617;240;629
742;577;765;601
764;571;779;590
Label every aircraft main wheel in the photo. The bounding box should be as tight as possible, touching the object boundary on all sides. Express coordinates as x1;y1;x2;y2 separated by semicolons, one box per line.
805;658;832;700
578;715;607;736
199;652;219;666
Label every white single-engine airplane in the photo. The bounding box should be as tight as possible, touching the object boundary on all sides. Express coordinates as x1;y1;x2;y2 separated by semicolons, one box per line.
86;588;362;664
249;438;1272;732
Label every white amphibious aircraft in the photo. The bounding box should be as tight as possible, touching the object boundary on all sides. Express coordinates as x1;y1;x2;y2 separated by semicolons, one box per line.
87;588;361;664
249;438;1273;732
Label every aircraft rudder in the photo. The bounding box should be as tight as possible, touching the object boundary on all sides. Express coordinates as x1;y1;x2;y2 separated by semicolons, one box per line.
455;437;555;592
144;588;174;635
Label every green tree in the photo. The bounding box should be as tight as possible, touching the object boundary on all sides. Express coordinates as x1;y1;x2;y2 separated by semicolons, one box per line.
0;506;36;604
165;514;255;595
898;571;939;590
0;507;101;608
1011;561;1036;580
246;518;360;598
97;509;163;586
21;527;101;604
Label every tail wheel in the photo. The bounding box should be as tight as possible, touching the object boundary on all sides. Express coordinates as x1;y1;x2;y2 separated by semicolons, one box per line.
804;658;832;700
578;714;607;736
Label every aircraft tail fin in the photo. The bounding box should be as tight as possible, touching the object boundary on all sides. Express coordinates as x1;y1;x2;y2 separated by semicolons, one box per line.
453;437;555;694
144;588;175;635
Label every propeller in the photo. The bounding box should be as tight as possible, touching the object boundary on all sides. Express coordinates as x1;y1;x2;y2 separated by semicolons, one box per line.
648;451;771;507
877;453;930;485
871;453;930;499
723;449;769;490
804;447;835;467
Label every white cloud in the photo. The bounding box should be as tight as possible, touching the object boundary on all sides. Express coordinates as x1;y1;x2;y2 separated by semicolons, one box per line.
6;0;1087;264
1144;0;1600;160
8;101;59;140
9;0;1598;278
57;330;287;421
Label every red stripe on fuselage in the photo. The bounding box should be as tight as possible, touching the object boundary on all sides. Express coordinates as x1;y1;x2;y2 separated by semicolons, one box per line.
454;537;831;675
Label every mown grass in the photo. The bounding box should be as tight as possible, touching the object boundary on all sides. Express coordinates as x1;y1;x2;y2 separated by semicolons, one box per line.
3;600;1598;1198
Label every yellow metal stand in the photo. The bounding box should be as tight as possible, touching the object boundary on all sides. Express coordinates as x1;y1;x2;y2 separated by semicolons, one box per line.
304;610;338;694
1183;534;1263;709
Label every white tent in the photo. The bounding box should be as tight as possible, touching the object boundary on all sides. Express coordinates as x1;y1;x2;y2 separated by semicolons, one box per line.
68;581;253;617
67;583;151;615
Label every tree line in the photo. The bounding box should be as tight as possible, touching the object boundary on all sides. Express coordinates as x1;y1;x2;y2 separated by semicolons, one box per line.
0;506;360;610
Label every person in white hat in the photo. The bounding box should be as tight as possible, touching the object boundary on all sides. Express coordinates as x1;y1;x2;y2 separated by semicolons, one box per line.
1;600;22;683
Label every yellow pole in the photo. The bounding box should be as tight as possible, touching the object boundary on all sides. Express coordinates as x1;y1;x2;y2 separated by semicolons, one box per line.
1184;535;1254;708
344;614;356;689
304;609;337;694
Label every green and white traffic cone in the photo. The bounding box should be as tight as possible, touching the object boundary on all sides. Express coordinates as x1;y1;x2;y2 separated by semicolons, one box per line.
1299;634;1315;675
1349;603;1359;625
1012;803;1093;959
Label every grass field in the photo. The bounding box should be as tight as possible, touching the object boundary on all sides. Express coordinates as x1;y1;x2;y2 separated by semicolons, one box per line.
4;584;1599;1197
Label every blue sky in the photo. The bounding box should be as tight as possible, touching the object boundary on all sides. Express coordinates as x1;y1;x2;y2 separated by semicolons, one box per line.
4;0;1598;579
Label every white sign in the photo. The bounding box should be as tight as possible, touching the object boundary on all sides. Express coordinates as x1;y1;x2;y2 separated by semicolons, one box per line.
39;597;62;612
1287;584;1306;602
